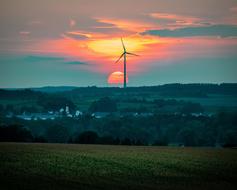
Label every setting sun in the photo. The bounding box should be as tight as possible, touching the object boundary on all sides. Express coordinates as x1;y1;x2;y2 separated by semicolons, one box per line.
107;71;128;84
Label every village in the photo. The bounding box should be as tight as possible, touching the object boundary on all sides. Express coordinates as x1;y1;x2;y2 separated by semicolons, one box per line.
6;105;155;121
5;104;211;121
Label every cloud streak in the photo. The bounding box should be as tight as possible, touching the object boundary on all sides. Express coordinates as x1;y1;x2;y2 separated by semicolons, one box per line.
95;18;155;33
149;13;205;28
25;55;65;62
65;61;87;65
25;55;88;65
142;25;237;38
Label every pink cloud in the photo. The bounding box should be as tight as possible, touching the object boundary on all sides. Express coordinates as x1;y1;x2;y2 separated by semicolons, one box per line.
149;13;206;29
95;18;156;33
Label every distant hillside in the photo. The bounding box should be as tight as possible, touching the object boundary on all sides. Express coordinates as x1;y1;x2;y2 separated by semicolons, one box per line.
30;86;77;93
1;86;77;93
66;83;237;97
1;83;237;98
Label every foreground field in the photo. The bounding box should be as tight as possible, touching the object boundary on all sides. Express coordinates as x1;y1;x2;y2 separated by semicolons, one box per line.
0;143;237;190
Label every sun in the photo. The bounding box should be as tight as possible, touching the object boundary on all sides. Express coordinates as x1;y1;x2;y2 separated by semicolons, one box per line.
107;71;128;84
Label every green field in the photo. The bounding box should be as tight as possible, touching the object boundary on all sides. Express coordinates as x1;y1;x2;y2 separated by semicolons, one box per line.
0;143;237;190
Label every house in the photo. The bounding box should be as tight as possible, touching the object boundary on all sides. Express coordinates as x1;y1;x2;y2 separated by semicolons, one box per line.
75;110;83;117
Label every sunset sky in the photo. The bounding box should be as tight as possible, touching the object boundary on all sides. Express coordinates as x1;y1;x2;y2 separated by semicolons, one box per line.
1;0;237;88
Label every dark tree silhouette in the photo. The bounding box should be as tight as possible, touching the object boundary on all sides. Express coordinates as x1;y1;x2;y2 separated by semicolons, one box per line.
0;124;33;142
74;131;98;144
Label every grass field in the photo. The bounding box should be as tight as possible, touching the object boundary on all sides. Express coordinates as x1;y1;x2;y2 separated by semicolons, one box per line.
0;143;237;190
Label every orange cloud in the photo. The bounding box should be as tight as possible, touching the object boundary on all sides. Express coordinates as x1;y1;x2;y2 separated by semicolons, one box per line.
65;31;107;39
66;31;92;38
95;18;155;32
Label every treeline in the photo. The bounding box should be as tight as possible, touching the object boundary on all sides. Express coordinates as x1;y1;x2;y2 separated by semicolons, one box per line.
70;131;147;145
1;112;237;147
1;96;205;115
0;125;147;145
1;83;237;100
0;124;33;142
0;94;77;114
66;83;237;97
0;89;42;100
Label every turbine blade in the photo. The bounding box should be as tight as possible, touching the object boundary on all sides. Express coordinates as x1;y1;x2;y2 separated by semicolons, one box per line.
115;53;125;63
126;52;139;56
121;38;126;52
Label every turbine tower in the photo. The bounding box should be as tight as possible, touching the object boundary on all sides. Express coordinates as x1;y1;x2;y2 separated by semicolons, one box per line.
115;38;138;88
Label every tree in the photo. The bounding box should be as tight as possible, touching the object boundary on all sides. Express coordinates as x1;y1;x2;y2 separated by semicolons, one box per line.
223;130;237;147
89;97;117;112
33;135;47;143
45;125;70;143
37;95;76;112
20;106;38;114
5;104;15;113
97;136;115;145
0;124;33;142
121;138;132;145
176;127;197;146
0;104;4;116
74;131;98;144
153;138;168;146
181;102;204;114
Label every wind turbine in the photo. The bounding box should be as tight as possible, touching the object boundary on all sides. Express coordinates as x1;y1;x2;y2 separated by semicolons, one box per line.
115;38;139;88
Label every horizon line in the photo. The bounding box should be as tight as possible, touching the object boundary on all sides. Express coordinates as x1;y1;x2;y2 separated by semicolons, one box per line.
1;82;237;90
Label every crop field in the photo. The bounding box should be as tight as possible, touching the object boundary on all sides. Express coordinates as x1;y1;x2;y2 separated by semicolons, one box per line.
0;143;237;190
